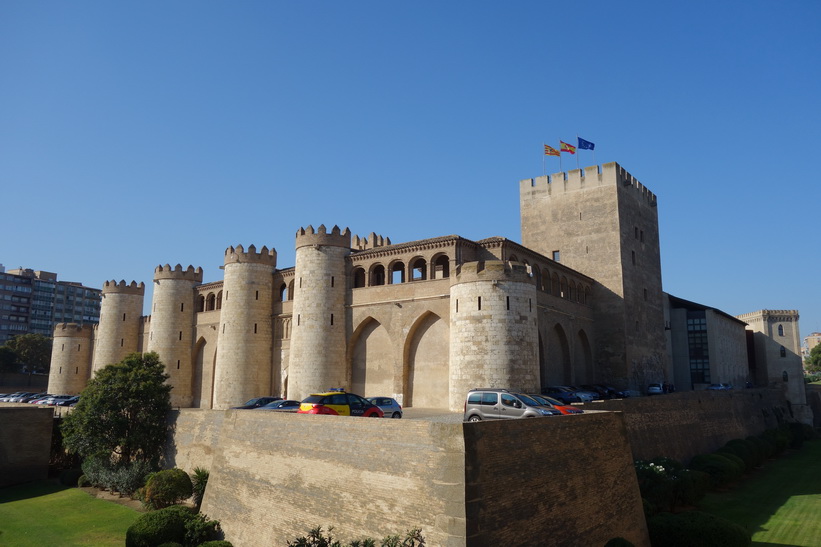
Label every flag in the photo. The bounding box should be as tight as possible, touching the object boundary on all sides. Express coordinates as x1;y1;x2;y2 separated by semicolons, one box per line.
544;144;559;157
560;141;576;154
577;137;595;150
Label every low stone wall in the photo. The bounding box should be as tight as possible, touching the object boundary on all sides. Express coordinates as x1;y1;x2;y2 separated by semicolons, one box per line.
577;388;791;462
0;405;53;487
173;409;647;547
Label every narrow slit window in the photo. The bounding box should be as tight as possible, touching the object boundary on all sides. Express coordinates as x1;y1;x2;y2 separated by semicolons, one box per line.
177;360;180;370
506;296;510;310
179;331;183;340
181;303;184;312
331;276;335;287
59;367;62;374
255;290;259;301
456;299;459;313
75;367;78;374
121;339;124;347
478;296;482;311
330;314;334;325
123;313;126;321
254;323;258;333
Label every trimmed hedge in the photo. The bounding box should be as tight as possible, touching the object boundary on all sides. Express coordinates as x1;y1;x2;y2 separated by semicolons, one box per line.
144;468;194;510
688;454;742;487
126;505;193;547
647;511;750;547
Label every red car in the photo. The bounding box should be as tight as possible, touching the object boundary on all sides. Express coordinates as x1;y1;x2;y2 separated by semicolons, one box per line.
298;390;384;417
529;394;584;415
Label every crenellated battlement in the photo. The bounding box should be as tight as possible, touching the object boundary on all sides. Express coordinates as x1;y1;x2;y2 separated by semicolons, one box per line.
102;280;146;295
352;232;392;250
453;260;534;285
52;322;94;337
153;264;204;282
295;224;352;249
223;244;277;266
520;162;657;207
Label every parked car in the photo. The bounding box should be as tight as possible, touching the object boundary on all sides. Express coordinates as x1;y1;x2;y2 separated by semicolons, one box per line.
541;386;582;404
707;383;733;391
298;390;383;417
57;395;80;406
7;392;39;403
464;389;557;422
528;394;583;415
647;383;663;395
256;399;301;412
0;392;26;402
231;396;282;409
40;394;75;406
366;397;403;418
23;393;51;403
564;385;599;402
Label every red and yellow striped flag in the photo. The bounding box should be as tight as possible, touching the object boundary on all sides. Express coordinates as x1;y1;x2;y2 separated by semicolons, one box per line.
560;141;576;154
544;144;560;157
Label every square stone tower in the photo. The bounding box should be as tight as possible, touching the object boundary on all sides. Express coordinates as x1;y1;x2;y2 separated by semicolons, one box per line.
520;162;666;387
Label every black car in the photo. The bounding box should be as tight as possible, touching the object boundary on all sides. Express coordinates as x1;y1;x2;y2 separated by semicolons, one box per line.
256;399;301;412
231;396;282;409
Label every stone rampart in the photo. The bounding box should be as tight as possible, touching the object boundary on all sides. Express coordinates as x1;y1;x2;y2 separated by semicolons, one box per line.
0;406;53;487
170;409;647;546
578;388;791;462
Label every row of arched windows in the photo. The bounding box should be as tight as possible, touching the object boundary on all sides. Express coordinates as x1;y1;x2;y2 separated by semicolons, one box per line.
509;255;591;305
197;292;222;312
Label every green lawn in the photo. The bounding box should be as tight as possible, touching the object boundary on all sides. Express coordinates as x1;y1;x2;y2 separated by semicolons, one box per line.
697;439;821;547
0;480;140;547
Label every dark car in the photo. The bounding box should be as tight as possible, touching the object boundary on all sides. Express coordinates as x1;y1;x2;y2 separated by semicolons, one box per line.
256;399;301;412
541;386;582;404
232;396;282;409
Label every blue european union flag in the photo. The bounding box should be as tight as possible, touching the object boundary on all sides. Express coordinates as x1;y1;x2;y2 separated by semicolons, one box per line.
578;137;595;150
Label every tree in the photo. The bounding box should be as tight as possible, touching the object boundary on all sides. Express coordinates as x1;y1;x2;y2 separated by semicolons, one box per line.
5;333;52;373
806;344;821;373
0;346;18;374
62;352;172;464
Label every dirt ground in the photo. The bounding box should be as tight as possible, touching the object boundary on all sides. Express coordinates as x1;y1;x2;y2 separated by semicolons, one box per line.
78;486;146;512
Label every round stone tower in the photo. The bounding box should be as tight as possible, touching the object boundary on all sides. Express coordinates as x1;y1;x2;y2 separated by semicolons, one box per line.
48;323;94;395
287;225;351;400
449;260;539;411
147;264;203;408
92;280;145;374
212;244;277;410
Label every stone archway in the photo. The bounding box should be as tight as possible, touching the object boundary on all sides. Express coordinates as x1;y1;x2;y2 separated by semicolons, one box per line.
405;313;449;408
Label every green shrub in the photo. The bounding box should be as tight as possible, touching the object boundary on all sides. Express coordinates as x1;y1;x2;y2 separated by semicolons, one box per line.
77;474;90;487
286;526;424;547
79;456;155;495
126;505;194;547
198;542;233;547
635;460;677;512
743;436;767;466
689;454;742;487
762;428;790;455
714;450;747;475
719;440;756;472
190;467;209;511
184;512;221;546
157;543;183;547
59;468;83;487
144;468;194;510
647;511;750;547
674;469;711;506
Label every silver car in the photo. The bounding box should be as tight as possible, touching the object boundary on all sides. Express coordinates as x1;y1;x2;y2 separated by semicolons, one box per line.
464;389;557;421
366;397;403;418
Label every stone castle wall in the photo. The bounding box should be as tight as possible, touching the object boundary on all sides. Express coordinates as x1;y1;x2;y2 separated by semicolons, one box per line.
0;406;53;487
168;409;648;547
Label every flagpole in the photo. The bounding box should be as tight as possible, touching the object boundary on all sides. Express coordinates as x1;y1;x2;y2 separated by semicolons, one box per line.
542;143;545;177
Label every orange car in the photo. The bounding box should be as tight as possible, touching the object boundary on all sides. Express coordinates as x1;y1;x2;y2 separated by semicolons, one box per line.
298;390;384;417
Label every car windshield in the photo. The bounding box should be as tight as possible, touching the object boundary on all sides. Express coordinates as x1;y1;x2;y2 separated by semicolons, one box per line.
302;395;326;404
516;394;540;406
542;396;564;406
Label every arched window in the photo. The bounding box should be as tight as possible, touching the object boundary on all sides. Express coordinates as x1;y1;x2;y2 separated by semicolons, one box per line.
216;291;223;310
279;283;288;302
778;325;784;336
197;295;205;312
780;346;786;358
390;261;406;284
206;293;216;311
509;254;519;263
410;257;427;281
532;265;542;291
569;280;577;301
433;255;450;279
551;272;560;296
560;277;568;299
370;264;386;286
353;267;366;288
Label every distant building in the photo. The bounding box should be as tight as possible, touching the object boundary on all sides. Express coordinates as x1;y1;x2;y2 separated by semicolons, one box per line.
804;332;821;360
0;265;101;345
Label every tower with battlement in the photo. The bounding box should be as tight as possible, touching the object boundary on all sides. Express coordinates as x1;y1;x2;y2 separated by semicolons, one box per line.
520;162;666;387
92;280;145;373
147;264;203;408
212;245;277;410
449;260;539;407
287;225;351;400
48;323;94;395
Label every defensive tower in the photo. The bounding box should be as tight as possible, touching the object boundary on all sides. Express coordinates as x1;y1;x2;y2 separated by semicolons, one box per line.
147;264;203;408
449;260;538;411
520;162;666;387
212;244;277;410
92;280;145;373
288;225;351;399
48;323;94;395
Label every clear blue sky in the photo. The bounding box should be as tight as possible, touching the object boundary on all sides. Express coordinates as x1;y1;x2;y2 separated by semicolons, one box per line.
2;2;820;339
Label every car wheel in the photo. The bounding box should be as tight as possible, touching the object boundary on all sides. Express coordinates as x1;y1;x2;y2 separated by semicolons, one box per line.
369;412;381;417
468;415;481;422
391;412;401;419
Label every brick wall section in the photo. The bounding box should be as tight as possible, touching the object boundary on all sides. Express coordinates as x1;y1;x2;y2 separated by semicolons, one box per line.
0;406;53;487
464;411;648;547
578;388;790;462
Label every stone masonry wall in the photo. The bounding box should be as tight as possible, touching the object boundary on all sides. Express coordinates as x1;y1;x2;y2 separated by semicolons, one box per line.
0;406;53;487
578;388;790;462
464;411;648;547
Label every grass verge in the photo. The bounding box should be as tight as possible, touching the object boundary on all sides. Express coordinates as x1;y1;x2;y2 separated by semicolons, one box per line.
0;480;140;546
697;438;821;547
